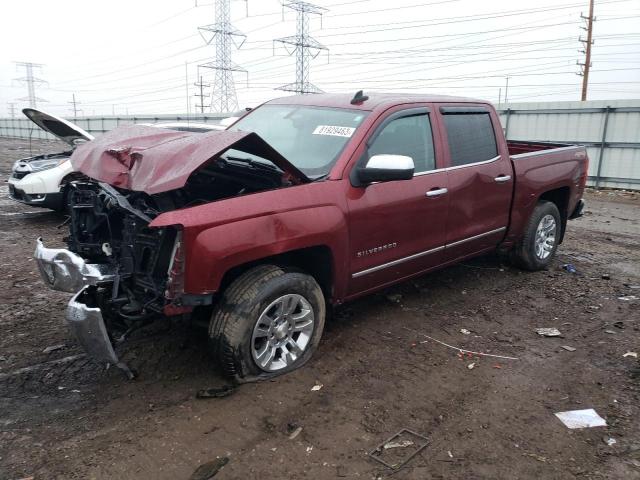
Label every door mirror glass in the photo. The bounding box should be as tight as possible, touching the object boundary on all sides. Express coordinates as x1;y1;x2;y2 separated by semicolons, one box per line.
357;154;415;184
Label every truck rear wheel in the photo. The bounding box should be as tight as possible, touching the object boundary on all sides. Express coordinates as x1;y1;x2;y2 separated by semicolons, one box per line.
208;265;326;381
511;200;561;271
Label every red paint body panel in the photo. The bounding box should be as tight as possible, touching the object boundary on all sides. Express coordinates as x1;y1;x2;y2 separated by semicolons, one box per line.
70;125;308;194
92;94;588;305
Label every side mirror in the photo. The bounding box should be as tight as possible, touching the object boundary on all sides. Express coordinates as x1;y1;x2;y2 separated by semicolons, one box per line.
357;154;415;184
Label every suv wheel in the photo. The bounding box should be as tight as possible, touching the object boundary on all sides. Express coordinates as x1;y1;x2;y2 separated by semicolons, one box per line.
208;265;326;381
511;200;561;271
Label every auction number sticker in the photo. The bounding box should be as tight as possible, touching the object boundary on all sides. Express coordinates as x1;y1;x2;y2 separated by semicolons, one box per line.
312;125;355;137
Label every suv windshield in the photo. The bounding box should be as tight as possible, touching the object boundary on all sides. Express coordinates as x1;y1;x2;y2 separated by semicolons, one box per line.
227;104;368;178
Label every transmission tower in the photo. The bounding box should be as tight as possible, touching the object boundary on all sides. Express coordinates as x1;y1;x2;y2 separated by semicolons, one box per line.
274;1;328;94
194;76;211;113
13;62;48;108
577;0;595;101
198;0;246;113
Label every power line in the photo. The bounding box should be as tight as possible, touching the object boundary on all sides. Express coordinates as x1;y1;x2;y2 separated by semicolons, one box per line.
68;93;81;120
274;1;329;94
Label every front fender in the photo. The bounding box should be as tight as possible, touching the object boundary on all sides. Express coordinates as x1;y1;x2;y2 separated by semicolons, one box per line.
182;205;348;295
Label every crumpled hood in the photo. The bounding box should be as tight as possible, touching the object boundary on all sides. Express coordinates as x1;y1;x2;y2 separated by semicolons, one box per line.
70;125;309;194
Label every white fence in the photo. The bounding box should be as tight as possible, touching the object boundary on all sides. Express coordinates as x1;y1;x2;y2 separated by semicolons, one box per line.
497;99;640;190
1;100;639;189
0;113;226;141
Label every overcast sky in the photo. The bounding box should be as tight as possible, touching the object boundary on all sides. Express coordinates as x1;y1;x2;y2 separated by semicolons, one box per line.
1;0;639;117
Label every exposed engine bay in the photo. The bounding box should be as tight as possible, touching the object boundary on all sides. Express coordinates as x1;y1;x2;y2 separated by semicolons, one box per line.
65;156;289;339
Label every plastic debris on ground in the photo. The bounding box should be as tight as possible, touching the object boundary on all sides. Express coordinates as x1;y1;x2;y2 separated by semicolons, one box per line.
618;295;638;301
460;328;471;335
623;352;638;358
536;327;562;337
383;440;414;450
467;362;476;370
561;345;577;352
289;426;303;440
189;457;229;480
368;428;429;471
311;383;323;392
604;437;617;446
562;264;577;274
554;409;607;429
42;344;65;354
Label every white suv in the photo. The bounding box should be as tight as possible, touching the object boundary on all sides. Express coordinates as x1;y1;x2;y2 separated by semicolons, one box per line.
8;109;94;212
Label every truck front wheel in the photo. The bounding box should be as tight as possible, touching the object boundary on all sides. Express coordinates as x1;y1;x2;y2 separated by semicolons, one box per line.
511;200;561;271
208;265;326;381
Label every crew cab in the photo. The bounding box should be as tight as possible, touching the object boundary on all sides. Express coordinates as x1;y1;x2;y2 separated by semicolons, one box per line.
34;92;588;381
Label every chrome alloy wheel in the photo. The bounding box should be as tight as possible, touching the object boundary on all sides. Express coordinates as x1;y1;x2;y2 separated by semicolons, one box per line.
534;214;557;260
251;294;315;372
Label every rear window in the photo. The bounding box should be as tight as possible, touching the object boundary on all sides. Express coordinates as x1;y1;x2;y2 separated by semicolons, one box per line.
443;113;497;166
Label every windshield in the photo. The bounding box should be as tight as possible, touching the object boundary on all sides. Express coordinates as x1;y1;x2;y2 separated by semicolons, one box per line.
227;104;368;177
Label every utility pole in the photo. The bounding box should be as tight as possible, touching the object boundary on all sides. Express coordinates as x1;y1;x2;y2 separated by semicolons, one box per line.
13;62;48;108
578;0;595;101
198;0;247;113
274;1;328;95
194;76;211;113
7;102;17;118
68;93;80;120
504;76;510;104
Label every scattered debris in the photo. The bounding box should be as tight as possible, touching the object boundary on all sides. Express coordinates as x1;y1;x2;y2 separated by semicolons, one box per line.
460;328;471;335
196;384;236;399
603;437;617;446
42;344;65;354
403;327;519;360
613;321;625;329
555;409;607;429
604;330;616;335
189;457;229;480
368;428;429;470
447;451;453;458
306;446;314;453
289;426;303;440
467;362;476;370
383;440;414;450
601;274;611;280
561;346;577;352
311;383;323;392
562;264;577;274
618;295;638;301
493;364;502;369
623;352;638;358
536;328;562;337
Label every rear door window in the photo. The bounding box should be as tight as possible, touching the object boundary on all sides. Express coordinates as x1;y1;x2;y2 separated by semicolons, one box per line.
442;112;497;167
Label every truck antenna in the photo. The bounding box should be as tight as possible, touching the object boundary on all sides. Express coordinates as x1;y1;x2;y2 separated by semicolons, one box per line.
350;90;369;105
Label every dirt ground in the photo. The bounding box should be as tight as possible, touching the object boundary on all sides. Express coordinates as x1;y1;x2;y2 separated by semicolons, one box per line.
1;137;639;480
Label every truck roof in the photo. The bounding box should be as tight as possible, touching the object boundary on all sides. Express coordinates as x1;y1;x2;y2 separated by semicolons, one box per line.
266;92;489;111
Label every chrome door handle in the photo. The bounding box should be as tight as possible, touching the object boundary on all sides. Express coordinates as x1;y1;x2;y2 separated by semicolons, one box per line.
494;175;511;183
426;188;448;197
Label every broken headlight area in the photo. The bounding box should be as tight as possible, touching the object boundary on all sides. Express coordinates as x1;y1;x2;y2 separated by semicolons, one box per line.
65;182;185;318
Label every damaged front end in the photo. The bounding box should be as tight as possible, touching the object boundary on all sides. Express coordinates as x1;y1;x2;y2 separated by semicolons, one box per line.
35;182;184;377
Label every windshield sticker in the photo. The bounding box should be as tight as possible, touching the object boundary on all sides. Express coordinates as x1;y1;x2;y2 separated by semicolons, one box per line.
312;125;356;137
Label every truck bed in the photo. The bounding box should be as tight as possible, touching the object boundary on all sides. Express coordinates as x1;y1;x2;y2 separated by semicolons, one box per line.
507;140;572;157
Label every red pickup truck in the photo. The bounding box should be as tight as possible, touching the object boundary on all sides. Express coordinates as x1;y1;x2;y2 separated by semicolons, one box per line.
35;92;588;380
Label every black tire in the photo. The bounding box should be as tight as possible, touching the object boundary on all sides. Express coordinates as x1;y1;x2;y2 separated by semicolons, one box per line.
208;264;326;382
511;200;561;271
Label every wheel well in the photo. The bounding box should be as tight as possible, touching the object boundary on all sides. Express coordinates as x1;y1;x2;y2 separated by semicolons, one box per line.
218;246;334;300
539;187;570;243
